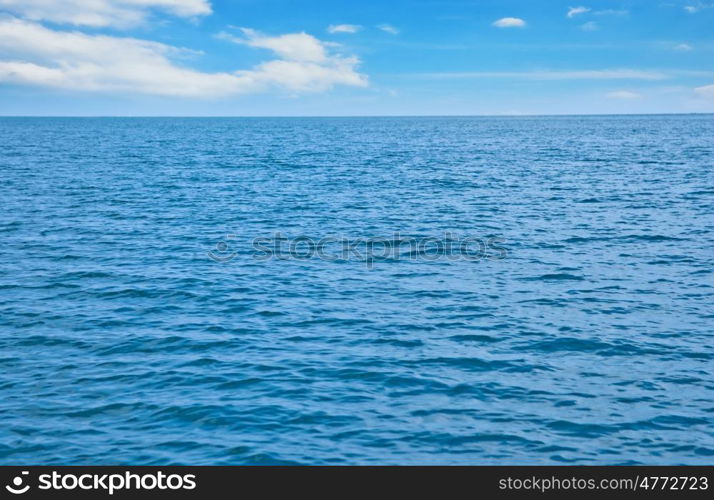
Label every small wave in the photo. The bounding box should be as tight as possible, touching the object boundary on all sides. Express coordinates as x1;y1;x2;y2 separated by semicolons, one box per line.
521;273;585;282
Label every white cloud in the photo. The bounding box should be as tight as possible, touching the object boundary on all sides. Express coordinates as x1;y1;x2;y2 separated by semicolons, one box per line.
415;69;668;81
580;21;599;31
566;6;628;19
493;17;526;28
684;3;714;13
378;24;400;35
226;28;330;63
0;0;212;28
0;19;367;97
674;43;693;51
327;24;362;34
567;6;590;18
607;90;641;99
492;17;526;28
695;84;714;97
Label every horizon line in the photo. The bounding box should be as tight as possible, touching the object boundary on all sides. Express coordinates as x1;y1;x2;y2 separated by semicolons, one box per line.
1;112;713;119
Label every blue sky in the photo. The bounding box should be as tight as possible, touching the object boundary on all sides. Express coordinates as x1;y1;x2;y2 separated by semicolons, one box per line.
0;0;713;115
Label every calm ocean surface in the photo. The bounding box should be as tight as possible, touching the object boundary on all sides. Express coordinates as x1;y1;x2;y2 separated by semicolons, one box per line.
1;116;712;465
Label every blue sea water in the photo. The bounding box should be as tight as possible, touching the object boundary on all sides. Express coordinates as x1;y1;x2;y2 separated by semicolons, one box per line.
0;115;712;465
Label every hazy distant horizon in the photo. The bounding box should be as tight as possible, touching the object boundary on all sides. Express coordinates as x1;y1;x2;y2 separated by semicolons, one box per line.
2;112;714;118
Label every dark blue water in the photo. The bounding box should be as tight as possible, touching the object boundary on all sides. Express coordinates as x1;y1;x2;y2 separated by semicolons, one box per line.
1;116;712;465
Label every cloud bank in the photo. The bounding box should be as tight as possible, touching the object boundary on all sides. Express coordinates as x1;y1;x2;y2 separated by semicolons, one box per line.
0;0;212;28
416;69;668;81
695;84;714;98
0;19;367;97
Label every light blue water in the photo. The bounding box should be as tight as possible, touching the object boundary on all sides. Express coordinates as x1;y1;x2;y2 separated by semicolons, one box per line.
0;116;712;465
